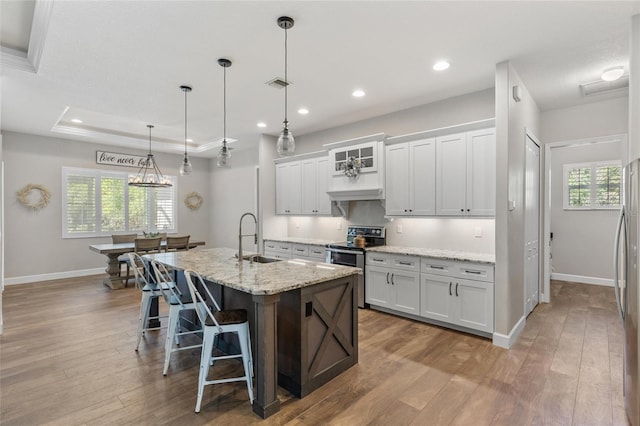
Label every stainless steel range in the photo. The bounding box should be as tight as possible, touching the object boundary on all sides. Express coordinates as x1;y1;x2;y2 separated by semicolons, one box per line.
326;225;386;308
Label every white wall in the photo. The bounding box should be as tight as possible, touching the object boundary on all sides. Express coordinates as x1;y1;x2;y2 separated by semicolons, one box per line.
272;88;497;254
549;139;623;283
3;131;211;281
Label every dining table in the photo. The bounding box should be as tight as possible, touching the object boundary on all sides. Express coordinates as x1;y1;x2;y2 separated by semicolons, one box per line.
89;240;205;289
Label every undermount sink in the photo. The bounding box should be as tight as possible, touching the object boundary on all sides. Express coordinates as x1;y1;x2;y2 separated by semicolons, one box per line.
242;255;281;264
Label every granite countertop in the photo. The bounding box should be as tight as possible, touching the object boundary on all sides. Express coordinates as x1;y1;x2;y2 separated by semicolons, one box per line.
366;245;495;264
263;237;338;247
145;247;360;295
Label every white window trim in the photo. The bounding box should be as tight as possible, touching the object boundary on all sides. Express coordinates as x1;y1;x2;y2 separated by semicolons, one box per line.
62;166;177;238
563;160;621;210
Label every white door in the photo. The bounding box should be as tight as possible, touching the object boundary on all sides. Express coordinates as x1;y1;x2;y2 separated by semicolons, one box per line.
365;265;392;307
525;134;541;316
411;138;436;215
436;133;467;215
466;128;496;216
390;270;420;315
300;159;317;214
315;157;331;215
420;273;454;322
385;143;410;215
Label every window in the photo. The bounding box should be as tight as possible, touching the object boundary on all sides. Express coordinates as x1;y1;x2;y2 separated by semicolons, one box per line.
62;167;177;238
332;141;377;175
563;161;621;209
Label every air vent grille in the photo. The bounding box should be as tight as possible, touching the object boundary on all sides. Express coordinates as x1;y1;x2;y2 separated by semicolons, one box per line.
580;75;629;97
266;77;292;89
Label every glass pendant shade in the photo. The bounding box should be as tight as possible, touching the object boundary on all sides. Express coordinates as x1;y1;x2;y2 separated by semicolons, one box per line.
277;123;295;156
129;125;172;187
179;154;192;176
216;142;231;168
179;85;192;175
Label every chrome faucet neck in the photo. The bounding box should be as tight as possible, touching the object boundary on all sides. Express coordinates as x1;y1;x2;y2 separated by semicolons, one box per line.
238;212;258;263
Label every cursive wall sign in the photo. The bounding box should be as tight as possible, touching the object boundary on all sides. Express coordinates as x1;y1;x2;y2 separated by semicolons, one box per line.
96;151;149;168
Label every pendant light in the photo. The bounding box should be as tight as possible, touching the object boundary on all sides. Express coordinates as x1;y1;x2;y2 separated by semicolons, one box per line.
179;85;193;176
217;58;232;168
129;125;172;187
276;16;295;156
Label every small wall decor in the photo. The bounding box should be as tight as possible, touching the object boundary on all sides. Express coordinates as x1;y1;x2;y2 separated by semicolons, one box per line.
17;184;51;210
184;191;203;210
343;156;361;178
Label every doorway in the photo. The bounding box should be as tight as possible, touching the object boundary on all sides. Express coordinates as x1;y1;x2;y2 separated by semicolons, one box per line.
525;131;541;316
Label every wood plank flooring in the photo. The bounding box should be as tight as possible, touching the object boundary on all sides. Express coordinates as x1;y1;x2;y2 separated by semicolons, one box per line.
0;277;629;425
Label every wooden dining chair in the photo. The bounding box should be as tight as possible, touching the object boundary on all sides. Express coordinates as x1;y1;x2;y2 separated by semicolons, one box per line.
134;237;162;254
165;235;190;252
112;233;138;284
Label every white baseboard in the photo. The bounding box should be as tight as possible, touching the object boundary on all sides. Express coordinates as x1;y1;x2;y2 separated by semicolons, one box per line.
4;268;105;286
551;273;613;287
492;315;526;349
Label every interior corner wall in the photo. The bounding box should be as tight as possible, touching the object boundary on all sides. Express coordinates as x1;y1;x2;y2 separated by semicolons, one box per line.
495;61;541;338
629;14;640;161
209;145;259;251
258;134;287;242
3;131;211;281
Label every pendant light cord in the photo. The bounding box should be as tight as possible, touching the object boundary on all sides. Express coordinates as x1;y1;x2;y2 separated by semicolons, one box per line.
184;90;188;155
148;125;153;155
284;25;288;125
223;64;227;145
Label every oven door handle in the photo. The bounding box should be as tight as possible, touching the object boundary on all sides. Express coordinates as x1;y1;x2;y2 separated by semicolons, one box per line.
326;248;362;255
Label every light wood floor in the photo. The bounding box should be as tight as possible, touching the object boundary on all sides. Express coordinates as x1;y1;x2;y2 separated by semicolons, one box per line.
0;277;629;425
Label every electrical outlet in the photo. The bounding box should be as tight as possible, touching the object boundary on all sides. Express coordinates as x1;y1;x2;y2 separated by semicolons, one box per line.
474;226;482;238
295;221;300;229
337;221;342;230
396;224;403;234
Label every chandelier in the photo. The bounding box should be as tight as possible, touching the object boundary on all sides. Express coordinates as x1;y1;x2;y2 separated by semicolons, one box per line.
129;124;172;187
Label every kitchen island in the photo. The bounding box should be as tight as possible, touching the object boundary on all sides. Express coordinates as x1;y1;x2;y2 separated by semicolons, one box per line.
146;248;360;418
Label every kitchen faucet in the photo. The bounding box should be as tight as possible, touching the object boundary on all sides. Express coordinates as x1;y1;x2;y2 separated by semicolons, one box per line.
238;212;258;264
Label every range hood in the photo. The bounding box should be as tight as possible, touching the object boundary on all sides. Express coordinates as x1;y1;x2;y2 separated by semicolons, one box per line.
323;133;387;202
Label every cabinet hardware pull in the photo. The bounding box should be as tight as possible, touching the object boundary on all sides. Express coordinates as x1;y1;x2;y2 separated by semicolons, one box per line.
449;282;452;296
373;258;384;262
398;261;412;266
391;273;394;285
430;265;444;270
460;208;464;212
464;270;482;275
386;272;390;284
455;283;459;297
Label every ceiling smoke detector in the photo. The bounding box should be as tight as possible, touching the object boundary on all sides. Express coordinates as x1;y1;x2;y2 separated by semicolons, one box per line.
266;77;291;89
580;75;629;97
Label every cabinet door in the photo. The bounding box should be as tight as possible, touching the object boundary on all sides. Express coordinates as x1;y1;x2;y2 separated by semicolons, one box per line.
300;159;317;214
420;273;454;322
365;265;392;307
288;162;302;214
315;157;332;215
436;133;467;215
385;143;410;215
466;128;495;216
275;163;289;215
390;270;420;315
410;138;436;215
454;278;494;333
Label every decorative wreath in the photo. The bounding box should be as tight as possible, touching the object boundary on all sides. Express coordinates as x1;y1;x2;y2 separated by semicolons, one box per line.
184;191;203;210
17;184;51;210
343;156;361;178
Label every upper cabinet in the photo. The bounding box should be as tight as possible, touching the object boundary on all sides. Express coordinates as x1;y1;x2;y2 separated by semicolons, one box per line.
385;138;436;216
436;128;495;216
275;153;334;216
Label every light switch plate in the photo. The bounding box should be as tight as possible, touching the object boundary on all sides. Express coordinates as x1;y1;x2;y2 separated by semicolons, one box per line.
474;226;482;238
396;224;403;233
336;221;342;230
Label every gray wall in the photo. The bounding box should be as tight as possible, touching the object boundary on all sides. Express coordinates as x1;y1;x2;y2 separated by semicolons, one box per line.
495;61;541;339
3;131;211;281
549;139;623;282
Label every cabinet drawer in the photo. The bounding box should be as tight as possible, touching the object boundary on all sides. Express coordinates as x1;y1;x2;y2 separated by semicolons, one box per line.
264;240;292;255
366;252;419;271
421;258;455;276
366;253;391;267
291;244;309;257
453;262;494;283
307;245;327;260
264;250;290;260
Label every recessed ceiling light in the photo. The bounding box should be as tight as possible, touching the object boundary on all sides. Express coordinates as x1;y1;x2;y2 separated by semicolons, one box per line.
71;118;83;123
352;89;365;98
186;138;193;142
298;108;309;115
601;66;624;82
257;122;267;128
433;60;450;71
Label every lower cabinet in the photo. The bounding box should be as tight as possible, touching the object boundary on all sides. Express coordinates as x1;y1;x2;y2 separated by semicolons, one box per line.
365;254;420;315
264;241;328;263
365;251;494;336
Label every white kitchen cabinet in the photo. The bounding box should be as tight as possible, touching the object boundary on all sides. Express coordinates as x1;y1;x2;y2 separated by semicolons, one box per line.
275;162;301;215
436;128;495;216
420;258;494;334
385;138;436;216
264;241;328;263
300;157;331;215
365;253;420;315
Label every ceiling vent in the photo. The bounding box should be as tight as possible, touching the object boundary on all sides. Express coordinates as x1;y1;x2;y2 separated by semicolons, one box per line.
266;77;292;89
580;75;629;97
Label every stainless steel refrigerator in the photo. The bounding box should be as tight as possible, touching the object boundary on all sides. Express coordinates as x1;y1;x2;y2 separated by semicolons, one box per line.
614;159;640;426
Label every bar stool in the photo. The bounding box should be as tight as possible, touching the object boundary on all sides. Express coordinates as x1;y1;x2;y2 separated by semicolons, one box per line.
150;260;203;376
128;252;171;351
184;269;254;413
